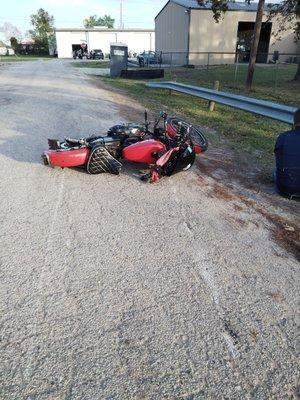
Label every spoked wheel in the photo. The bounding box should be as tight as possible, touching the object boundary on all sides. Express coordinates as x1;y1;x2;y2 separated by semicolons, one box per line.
166;117;208;152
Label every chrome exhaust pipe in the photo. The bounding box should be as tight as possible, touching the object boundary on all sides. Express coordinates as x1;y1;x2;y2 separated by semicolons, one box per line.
42;153;50;166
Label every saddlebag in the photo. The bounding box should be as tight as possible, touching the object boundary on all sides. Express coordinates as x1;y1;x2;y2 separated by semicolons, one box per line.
87;145;122;175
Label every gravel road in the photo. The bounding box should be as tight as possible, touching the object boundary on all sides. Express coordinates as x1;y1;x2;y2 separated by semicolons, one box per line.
0;60;299;399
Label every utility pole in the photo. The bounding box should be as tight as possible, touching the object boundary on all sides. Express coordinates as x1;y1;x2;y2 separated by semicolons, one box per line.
119;0;124;29
245;0;265;92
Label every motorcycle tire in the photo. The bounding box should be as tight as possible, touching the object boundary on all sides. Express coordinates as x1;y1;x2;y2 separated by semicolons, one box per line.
167;117;208;152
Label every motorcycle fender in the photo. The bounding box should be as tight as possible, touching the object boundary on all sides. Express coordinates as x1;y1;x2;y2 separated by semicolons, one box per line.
43;148;90;168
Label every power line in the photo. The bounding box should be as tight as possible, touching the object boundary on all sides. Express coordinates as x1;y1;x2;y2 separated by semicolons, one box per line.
0;17;154;26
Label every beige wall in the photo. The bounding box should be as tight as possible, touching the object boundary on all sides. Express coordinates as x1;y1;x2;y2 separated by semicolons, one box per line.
155;1;189;64
189;10;257;64
189;9;299;65
269;15;299;61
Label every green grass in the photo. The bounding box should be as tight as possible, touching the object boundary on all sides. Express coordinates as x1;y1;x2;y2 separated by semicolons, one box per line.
163;64;299;106
99;64;299;168
72;61;110;69
0;55;53;62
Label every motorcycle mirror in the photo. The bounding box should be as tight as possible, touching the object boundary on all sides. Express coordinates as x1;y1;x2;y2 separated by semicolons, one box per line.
144;110;148;123
160;111;167;120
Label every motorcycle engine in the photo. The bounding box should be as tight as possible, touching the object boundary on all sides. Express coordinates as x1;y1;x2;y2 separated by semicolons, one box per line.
107;124;145;139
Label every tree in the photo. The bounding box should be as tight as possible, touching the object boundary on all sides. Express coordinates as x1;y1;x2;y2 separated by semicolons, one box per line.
246;0;265;92
10;37;20;53
48;35;57;56
29;8;55;53
83;15;115;29
268;0;300;81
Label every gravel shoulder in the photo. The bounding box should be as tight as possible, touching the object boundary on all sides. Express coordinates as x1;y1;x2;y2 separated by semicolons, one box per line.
0;60;299;399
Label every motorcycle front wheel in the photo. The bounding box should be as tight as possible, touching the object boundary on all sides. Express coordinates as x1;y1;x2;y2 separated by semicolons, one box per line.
167;117;208;152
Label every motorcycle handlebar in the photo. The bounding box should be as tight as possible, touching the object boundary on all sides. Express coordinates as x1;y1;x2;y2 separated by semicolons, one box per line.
65;137;86;145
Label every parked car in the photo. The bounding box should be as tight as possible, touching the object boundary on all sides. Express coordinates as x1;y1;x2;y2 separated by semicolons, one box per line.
91;49;104;60
137;51;162;67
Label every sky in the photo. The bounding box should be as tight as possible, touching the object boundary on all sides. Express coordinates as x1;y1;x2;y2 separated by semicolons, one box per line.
0;0;167;36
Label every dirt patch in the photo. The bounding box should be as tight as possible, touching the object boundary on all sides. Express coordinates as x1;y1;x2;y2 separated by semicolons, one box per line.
233;203;245;212
266;291;285;302
225;215;260;229
196;143;299;261
238;195;299;261
208;182;235;201
267;214;300;261
201;178;299;260
237;193;298;259
228;216;247;227
196;145;263;187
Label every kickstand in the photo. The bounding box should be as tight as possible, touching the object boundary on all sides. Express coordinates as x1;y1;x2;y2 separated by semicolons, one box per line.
140;172;150;181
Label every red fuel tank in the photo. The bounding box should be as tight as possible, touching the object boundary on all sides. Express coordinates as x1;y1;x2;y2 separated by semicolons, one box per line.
43;148;91;168
122;140;166;165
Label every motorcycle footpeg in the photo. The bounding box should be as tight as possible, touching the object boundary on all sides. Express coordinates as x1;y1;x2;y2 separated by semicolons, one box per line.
140;173;150;181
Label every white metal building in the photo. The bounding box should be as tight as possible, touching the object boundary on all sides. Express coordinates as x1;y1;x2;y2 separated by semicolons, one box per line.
55;28;155;58
0;40;14;56
155;0;299;65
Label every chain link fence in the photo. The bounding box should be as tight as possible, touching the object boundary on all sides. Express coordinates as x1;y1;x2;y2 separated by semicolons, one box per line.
139;51;299;92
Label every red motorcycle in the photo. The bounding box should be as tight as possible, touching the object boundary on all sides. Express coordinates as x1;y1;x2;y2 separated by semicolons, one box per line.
42;112;208;183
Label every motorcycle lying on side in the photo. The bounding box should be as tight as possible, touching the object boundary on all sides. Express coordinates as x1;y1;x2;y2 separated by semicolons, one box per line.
42;111;208;183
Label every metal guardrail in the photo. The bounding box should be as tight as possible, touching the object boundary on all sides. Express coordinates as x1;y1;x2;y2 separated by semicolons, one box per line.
146;81;297;124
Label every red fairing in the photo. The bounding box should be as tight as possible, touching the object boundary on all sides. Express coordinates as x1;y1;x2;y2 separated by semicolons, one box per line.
44;148;90;168
156;148;179;167
122;140;166;164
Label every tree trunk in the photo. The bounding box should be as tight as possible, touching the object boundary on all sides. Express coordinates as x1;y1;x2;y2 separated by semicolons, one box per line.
294;62;300;81
245;0;265;92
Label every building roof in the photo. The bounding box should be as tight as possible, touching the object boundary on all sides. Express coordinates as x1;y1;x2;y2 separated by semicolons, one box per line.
173;0;265;11
155;0;273;19
55;28;154;33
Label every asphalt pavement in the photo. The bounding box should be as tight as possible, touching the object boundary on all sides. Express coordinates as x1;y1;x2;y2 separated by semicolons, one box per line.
0;59;298;399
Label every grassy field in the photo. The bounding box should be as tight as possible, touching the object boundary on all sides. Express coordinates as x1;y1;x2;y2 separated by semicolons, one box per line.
163;64;299;105
72;61;110;68
0;55;53;62
100;64;299;167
